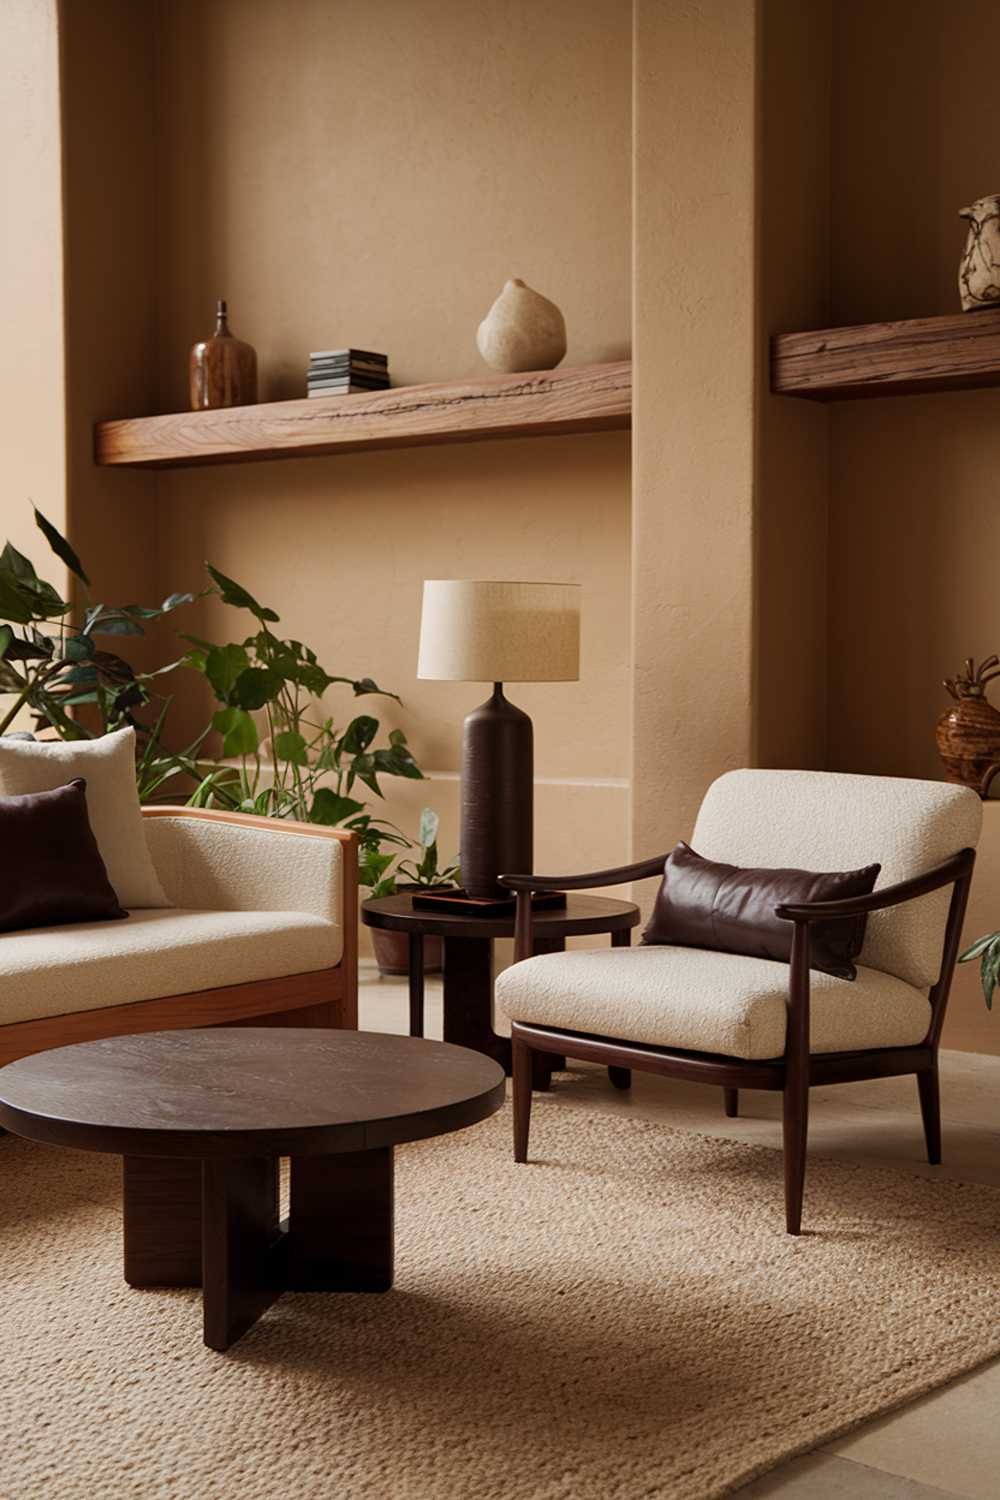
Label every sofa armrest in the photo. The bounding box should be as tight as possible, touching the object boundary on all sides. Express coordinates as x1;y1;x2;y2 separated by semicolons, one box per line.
141;806;357;930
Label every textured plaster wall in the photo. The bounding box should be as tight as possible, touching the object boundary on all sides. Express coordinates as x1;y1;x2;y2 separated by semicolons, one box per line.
150;0;633;918
630;0;757;895
0;0;67;731
828;0;1000;1053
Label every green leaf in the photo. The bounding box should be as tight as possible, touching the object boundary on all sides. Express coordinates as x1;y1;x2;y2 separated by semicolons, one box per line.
309;789;364;826
342;714;378;753
0;567;34;624
349;676;401;702
3;632;52;662
34;507;90;585
0;543;69;617
959;932;999;963
274;729;309;766
83;606;144;637
211;706;259;757
373;744;424;780
419;807;440;849
205;643;250;701
0;624;12;660
205;564;280;622
65;634;96;662
230;665;282;711
347;752;382;798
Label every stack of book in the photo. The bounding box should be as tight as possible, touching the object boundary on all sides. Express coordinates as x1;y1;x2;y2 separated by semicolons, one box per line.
307;349;389;398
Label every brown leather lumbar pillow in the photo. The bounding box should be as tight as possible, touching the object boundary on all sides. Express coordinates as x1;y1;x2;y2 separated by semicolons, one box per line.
0;778;128;934
642;842;881;980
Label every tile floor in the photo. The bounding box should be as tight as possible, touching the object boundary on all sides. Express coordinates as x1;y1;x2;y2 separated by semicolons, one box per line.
359;963;1000;1500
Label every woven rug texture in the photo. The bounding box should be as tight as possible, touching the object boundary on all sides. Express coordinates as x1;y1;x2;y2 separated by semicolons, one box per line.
2;1099;999;1500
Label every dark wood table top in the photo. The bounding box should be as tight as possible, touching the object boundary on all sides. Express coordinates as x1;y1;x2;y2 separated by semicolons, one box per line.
0;1030;506;1160
362;891;640;940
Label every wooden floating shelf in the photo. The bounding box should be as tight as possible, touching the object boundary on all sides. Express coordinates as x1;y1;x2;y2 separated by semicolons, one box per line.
772;307;1000;400
94;360;631;469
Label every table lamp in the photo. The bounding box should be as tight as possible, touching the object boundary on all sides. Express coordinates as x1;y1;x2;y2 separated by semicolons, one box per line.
417;580;581;899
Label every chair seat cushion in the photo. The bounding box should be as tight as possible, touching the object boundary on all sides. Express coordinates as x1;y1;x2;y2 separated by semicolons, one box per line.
0;908;342;1026
495;946;931;1061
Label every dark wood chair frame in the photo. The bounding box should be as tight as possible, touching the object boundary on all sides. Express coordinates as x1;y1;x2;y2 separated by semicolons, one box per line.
500;845;976;1234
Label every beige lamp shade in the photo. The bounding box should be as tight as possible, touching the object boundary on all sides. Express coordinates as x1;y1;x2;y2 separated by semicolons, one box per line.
417;580;580;683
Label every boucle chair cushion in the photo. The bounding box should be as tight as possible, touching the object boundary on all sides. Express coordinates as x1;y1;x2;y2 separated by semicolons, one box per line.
0;728;169;909
0;908;342;1026
495;946;931;1062
691;771;982;989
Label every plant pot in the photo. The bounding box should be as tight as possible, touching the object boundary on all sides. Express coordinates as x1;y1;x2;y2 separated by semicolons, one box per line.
371;928;443;976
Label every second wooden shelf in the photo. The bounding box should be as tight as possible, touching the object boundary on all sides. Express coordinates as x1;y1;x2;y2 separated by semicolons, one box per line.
772;307;1000;400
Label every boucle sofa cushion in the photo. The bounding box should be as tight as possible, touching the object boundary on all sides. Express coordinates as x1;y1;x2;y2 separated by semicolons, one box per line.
691;770;982;989
642;841;880;980
0;729;169;909
0;908;342;1026
143;815;342;922
0;780;126;933
495;946;931;1062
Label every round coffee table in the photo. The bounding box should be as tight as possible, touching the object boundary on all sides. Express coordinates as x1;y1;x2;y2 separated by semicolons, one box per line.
0;1029;505;1351
362;893;640;1073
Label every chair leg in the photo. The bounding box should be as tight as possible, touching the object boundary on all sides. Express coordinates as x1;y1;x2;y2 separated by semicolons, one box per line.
723;1088;738;1118
511;1029;534;1164
917;1062;942;1165
781;1080;809;1235
608;1066;631;1090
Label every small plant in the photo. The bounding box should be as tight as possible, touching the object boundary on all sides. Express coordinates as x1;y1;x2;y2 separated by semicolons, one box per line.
959;930;1000;1010
395;808;460;887
358;808;459;901
0;508;201;797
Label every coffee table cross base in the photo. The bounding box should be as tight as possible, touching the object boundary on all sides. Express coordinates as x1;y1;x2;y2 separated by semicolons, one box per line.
123;1148;393;1351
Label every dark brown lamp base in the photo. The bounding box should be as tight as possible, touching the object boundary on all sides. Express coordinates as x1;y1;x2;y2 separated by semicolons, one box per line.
460;683;533;898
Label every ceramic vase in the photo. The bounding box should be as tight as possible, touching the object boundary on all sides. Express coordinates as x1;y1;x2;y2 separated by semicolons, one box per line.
189;299;258;409
936;656;1000;791
476;278;567;372
959;196;1000;310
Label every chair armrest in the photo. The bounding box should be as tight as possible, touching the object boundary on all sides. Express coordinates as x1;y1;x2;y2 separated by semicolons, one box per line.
774;849;975;923
505;852;668;960
499;853;669;894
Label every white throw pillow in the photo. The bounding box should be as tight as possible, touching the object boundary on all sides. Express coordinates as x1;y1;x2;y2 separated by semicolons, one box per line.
0;727;170;909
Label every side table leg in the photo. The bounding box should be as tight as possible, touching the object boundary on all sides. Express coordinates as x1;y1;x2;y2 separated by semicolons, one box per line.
287;1147;394;1292
442;936;512;1073
202;1156;282;1352
123;1155;202;1288
408;932;425;1037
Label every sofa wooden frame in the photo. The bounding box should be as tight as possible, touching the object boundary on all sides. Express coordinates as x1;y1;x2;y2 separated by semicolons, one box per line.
0;807;358;1068
501;845;976;1234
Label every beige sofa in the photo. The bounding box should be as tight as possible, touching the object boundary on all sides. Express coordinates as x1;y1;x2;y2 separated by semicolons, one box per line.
0;807;358;1066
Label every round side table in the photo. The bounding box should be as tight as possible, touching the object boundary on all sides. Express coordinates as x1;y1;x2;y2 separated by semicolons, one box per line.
362;892;641;1076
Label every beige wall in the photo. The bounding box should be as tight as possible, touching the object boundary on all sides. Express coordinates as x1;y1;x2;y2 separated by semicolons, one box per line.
827;0;1000;1051
59;0;159;651
754;0;831;771
0;0;67;730
146;0;632;947
630;0;757;901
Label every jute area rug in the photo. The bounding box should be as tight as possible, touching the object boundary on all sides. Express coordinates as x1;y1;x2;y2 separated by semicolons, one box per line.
2;1098;999;1500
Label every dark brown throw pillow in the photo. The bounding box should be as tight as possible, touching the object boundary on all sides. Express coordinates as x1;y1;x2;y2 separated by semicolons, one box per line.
642;842;881;980
0;779;127;934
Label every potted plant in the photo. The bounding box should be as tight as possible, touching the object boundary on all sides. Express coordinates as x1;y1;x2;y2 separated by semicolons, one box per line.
365;808;460;976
